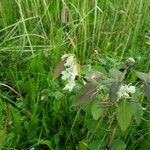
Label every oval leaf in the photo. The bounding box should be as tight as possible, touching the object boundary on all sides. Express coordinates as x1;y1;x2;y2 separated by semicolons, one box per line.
109;68;125;81
112;139;126;150
91;100;104;120
85;71;103;81
77;140;88;150
91;65;107;75
143;82;150;98
130;101;143;125
73;81;101;107
39;140;52;149
53;60;65;80
109;81;122;101
136;72;150;82
117;100;133;131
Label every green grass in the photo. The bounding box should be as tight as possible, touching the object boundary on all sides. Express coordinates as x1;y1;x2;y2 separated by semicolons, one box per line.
0;0;150;149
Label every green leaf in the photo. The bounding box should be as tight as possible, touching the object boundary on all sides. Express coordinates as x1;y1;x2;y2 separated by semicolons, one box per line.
73;81;101;107
77;141;88;150
130;101;143;125
109;81;122;101
82;103;92;115
112;139;126;150
109;68;125;81
39;140;52;149
140;140;150;149
54;28;64;45
84;119;97;132
85;71;103;81
91;65;107;75
91;100;104;120
0;129;6;149
54;91;63;99
88;140;101;150
143;82;150;98
52;60;65;80
146;41;150;45
136;72;150;82
117;100;133;131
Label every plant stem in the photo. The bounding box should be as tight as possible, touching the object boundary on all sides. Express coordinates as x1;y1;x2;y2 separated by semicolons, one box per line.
87;108;108;144
65;108;81;145
96;112;116;150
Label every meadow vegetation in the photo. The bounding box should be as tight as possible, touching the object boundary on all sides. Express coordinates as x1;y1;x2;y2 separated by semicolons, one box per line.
0;0;150;149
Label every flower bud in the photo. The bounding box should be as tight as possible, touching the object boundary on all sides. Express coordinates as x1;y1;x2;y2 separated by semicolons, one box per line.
125;57;135;67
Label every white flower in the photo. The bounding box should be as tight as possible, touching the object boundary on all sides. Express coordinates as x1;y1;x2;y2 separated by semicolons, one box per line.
118;85;129;98
61;70;71;80
65;55;74;66
118;84;136;98
67;65;78;80
63;80;76;91
61;54;75;60
61;54;78;91
127;85;136;93
41;95;46;101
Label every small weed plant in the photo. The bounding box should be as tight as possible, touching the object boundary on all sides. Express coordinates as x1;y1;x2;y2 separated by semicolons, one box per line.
54;54;150;149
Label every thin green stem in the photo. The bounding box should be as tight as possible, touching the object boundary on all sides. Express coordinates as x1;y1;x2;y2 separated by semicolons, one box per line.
87;108;108;144
65;108;81;145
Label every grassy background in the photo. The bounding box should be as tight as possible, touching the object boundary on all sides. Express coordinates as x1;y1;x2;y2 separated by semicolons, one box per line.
0;0;150;149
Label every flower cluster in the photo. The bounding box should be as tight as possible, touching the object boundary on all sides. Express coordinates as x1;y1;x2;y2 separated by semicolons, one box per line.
118;84;136;98
61;54;78;91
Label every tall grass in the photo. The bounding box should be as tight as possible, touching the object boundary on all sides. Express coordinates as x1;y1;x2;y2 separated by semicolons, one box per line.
0;0;149;62
0;0;150;149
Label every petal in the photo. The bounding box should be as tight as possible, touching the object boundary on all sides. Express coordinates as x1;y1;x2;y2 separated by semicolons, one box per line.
128;86;136;93
61;71;71;80
63;80;76;91
61;54;70;60
65;56;74;66
124;92;130;98
118;85;130;98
